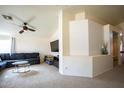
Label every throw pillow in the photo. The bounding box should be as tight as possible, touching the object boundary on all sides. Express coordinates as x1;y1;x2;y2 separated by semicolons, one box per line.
0;57;2;62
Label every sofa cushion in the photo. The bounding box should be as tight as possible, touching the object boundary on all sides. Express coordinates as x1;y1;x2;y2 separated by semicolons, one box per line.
0;62;7;68
5;54;10;60
0;54;5;60
10;53;25;60
0;53;10;60
25;58;39;61
0;62;6;66
24;53;39;59
24;58;40;65
0;57;2;62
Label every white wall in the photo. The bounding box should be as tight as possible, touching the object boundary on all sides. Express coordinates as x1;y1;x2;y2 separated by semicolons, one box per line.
89;20;104;55
93;55;113;77
63;55;113;77
15;35;50;62
62;11;74;56
60;10;113;77
58;10;64;74
63;56;93;77
0;34;50;58
0;35;11;40
0;35;51;58
69;19;104;56
61;8;111;57
69;20;89;55
0;35;11;53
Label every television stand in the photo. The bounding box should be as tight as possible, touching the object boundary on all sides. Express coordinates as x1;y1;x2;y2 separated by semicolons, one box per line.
44;55;59;68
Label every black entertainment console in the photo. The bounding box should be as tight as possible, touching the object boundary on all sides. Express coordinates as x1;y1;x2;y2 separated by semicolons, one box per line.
44;55;59;68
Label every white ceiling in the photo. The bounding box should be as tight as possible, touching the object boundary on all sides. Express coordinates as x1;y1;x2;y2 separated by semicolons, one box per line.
0;5;60;37
0;5;124;37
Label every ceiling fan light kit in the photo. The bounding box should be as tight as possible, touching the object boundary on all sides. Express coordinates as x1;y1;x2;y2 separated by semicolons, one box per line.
19;22;36;34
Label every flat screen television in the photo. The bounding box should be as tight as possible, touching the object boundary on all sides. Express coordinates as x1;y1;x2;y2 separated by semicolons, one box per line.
50;40;59;52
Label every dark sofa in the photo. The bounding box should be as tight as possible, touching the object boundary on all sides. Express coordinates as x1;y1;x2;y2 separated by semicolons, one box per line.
0;53;40;71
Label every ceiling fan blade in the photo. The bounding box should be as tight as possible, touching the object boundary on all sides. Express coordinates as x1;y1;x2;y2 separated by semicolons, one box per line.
28;28;36;31
19;30;24;34
9;13;25;22
27;23;36;29
10;22;23;28
2;15;13;20
26;16;35;23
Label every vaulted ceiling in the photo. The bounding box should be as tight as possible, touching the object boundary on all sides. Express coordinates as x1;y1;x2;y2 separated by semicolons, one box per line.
0;5;59;37
0;5;124;37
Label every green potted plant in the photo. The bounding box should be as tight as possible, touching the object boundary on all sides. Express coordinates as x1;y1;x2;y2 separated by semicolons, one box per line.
101;42;108;55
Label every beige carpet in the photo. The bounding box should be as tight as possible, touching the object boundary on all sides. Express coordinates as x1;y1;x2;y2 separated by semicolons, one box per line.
0;63;124;88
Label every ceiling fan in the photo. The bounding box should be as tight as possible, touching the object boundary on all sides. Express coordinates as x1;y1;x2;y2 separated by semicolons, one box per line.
1;14;36;34
18;22;36;34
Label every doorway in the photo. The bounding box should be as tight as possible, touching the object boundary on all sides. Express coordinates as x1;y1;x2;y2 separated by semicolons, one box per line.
112;31;119;67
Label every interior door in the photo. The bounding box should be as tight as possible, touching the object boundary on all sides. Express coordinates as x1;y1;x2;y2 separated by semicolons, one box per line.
112;31;119;66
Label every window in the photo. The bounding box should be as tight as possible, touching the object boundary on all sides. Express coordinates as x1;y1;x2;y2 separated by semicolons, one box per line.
0;39;11;53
